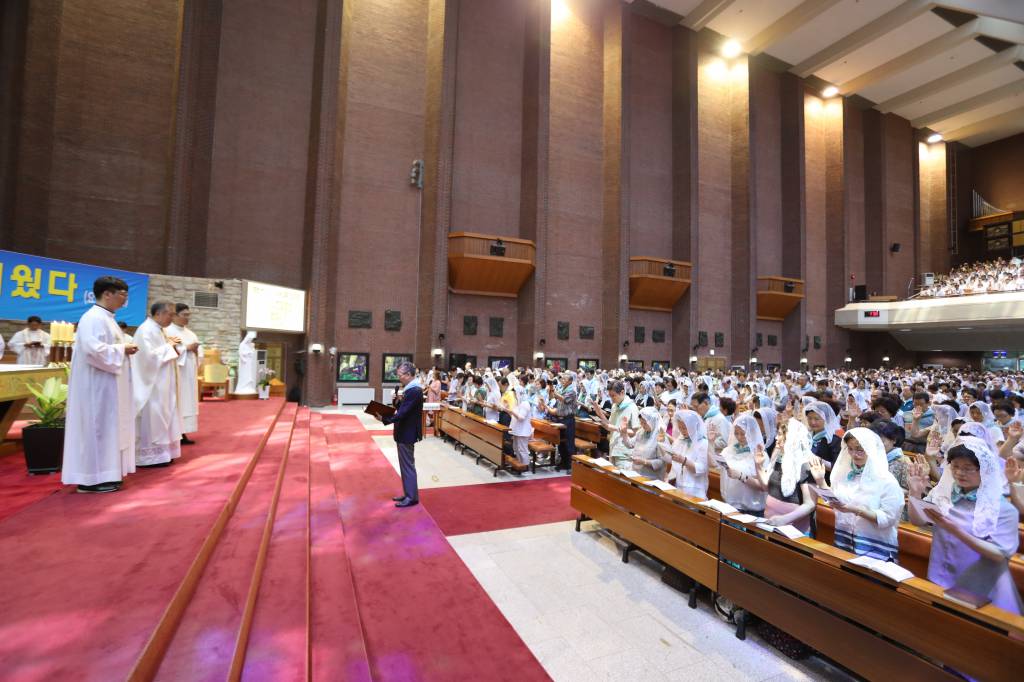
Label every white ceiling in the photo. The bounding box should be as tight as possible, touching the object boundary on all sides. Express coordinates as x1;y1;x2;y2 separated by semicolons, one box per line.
640;0;1024;147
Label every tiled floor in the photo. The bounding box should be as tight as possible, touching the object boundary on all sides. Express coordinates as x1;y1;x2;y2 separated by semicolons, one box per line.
449;521;856;682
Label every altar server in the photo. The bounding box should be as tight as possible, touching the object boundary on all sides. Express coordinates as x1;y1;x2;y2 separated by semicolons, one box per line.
167;303;201;444
62;277;138;493
132;301;182;467
9;316;51;365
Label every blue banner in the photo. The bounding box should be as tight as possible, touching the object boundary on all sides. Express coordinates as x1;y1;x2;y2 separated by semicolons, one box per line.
0;250;150;325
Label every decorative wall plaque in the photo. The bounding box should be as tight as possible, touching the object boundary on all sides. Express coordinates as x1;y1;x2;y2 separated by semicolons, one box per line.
384;309;401;331
463;315;478;336
652;329;665;343
489;317;504;337
634;326;645;343
579;325;594;340
557;321;569;341
714;332;725;348
756;332;763;347
698;330;708;347
348;310;371;328
813;335;822;349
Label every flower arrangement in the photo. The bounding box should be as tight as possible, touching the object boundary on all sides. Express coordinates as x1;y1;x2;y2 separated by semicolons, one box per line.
258;367;276;389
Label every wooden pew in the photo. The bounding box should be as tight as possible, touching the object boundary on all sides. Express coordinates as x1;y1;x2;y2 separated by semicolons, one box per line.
717;520;1024;682
571;456;721;598
573;418;604;456
437;405;510;476
528;418;561;473
572;455;1024;682
815;501;1024;595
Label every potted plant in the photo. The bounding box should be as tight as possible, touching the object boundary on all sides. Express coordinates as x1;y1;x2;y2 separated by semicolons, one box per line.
23;376;68;474
257;368;275;400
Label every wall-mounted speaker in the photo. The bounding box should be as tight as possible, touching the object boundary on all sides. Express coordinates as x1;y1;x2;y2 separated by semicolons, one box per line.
890;242;901;253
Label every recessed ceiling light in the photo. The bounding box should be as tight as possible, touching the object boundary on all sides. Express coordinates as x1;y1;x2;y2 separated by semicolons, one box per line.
899;329;911;332
957;327;973;330
927;133;943;144
821;85;839;98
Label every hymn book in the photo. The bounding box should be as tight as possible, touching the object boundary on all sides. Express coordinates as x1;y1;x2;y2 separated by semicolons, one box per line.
908;496;945;524
364;401;396;420
846;555;914;582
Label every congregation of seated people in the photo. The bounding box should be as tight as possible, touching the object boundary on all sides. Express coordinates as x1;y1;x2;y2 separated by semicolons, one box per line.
916;256;1024;298
421;362;1024;616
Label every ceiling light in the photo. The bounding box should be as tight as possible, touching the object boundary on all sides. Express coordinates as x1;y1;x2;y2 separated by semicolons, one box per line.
721;40;742;59
552;0;570;24
957;327;973;330
821;85;839;98
899;329;911;332
927;133;943;144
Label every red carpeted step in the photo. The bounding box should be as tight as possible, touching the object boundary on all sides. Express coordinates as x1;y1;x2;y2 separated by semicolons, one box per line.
0;398;287;682
238;407;314;681
308;412;372;682
153;403;299;682
320;414;549;682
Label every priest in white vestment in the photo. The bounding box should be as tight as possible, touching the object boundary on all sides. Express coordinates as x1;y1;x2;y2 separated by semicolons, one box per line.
9;316;52;365
132;301;183;467
62;277;138;493
167;303;202;444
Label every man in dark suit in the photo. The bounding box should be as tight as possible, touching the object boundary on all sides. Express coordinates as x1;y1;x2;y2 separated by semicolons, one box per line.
380;361;423;508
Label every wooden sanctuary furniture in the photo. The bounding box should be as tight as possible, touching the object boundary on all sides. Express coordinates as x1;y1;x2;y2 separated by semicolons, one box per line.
570;456;1024;682
0;366;66;455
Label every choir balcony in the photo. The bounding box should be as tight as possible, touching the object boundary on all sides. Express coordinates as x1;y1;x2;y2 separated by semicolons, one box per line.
447;232;536;297
756;276;804;320
628;257;692;312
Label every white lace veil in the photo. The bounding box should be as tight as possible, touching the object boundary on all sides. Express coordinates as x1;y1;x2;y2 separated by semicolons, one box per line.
926;435;1005;538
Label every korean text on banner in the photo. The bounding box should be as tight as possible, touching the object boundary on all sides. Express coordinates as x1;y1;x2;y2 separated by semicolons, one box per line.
0;250;150;325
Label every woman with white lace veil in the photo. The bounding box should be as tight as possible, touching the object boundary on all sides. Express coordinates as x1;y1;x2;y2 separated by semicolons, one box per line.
908;436;1022;614
816;427;904;561
627;407;666;480
805;401;843;473
482;373;502;422
718;413;767;514
757;418;818;534
969;400;1006;446
662;409;709;499
754;407;777;457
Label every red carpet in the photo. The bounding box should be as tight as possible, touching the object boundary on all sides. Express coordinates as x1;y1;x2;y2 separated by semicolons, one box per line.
420;477;576;536
0;451;63;522
321;415;550;682
0;399;285;682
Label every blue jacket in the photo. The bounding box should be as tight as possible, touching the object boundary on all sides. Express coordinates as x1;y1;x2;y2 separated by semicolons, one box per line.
384;384;423;444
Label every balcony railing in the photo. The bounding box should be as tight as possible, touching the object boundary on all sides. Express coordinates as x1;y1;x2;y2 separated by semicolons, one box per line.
628;257;692;311
756;276;804;320
447;232;536;297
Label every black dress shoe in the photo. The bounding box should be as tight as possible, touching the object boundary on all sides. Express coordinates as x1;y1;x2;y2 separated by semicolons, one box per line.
392;495;408;502
181;436;196;445
138;462;171;468
394;498;419;508
77;482;120;493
